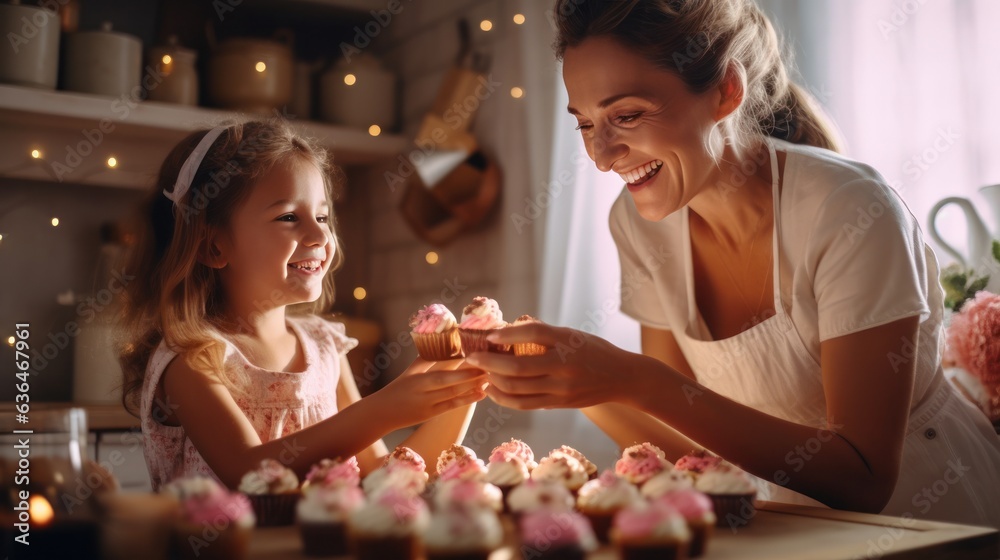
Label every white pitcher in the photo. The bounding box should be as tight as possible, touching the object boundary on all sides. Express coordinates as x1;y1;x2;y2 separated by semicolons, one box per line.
929;184;1000;288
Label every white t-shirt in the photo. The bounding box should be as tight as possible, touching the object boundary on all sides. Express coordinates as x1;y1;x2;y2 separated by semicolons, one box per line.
609;139;944;404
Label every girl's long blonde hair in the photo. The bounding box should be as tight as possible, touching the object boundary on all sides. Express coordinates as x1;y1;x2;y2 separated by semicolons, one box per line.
553;0;843;158
116;119;345;417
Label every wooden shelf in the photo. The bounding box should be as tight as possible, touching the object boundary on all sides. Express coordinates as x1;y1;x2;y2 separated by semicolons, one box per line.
0;84;408;189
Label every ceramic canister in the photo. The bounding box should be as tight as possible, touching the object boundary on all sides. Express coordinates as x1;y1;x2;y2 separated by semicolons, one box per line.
147;36;198;105
64;21;142;97
0;1;61;89
320;54;396;130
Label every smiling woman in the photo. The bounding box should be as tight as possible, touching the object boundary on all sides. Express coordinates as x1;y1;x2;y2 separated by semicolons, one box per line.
467;0;1000;530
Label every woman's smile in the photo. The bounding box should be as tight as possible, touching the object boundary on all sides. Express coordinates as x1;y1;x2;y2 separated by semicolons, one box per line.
619;159;664;191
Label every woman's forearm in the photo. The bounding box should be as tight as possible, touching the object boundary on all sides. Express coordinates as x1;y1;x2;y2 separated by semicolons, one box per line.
621;353;893;513
399;403;478;476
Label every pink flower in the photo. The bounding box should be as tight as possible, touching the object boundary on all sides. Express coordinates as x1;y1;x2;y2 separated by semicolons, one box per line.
947;291;1000;417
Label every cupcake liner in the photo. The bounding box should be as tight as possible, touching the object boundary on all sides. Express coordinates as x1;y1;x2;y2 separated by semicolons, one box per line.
519;544;588;560
514;342;547;356
615;542;685;560
687;520;713;558
707;493;757;529
350;533;421;560
426;550;492;560
246;493;300;527
173;522;251;560
300;521;349;557
411;330;462;361
581;510;615;543
459;328;511;354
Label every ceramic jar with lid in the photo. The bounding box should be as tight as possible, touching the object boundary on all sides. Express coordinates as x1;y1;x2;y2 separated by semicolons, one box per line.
207;36;293;114
147;35;198;106
0;1;61;89
320;54;396;130
64;21;142;97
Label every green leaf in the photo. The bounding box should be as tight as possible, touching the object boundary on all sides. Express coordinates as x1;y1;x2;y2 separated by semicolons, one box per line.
969;275;989;294
993;240;1000;264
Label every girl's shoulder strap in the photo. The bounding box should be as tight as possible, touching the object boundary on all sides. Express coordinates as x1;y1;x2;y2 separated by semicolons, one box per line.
289;314;359;357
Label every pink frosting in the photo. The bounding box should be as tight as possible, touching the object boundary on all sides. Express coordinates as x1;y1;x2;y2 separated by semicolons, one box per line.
613;501;684;539
182;491;254;526
674;451;722;474
489;439;534;465
306;456;360;488
459;297;504;330
520;510;596;549
439;455;487;482
615;443;669;484
409;304;456;334
386;447;427;472
656;489;714;520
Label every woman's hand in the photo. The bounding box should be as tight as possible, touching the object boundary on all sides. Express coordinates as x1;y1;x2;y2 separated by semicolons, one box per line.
372;357;488;428
466;321;662;410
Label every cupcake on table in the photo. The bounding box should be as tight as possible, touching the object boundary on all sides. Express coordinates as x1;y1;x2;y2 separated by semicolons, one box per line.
165;476;256;560
673;449;723;477
531;452;588;497
640;468;695;500
238;459;300;526
490;438;538;472
486;438;535;508
301;456;360;494
362;446;429;498
348;486;430;560
507;479;576;519
435;444;487;483
615;442;672;485
551;445;597;480
410;303;463;360
576;469;642;543
297;483;365;557
433;478;504;513
519;509;598;560
459;296;509;354
694;463;758;528
611;499;690;560
657;489;716;558
424;503;504;560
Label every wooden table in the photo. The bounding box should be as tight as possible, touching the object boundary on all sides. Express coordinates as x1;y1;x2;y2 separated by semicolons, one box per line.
247;502;998;559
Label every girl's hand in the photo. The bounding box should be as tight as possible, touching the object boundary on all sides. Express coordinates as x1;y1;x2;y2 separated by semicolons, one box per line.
373;358;487;427
465;321;659;410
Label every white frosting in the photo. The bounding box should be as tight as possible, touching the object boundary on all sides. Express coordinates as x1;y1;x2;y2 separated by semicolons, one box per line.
650;513;692;540
485;459;528;487
531;454;588;491
694;468;756;495
433;480;503;512
161;476;222;500
507;481;575;513
296;486;364;523
238;460;299;495
577;476;641;511
436;444;478;474
362;466;427;497
423;507;503;551
348;496;429;536
640;470;694;499
552;446;596;476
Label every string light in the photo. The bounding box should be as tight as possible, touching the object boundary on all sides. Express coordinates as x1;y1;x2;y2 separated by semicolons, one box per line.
344;74;356;86
106;156;118;168
255;61;266;72
510;87;524;99
162;54;172;65
425;251;439;265
480;20;493;31
513;14;526;24
6;336;14;347
30;149;41;159
51;217;59;227
353;287;367;300
368;125;381;137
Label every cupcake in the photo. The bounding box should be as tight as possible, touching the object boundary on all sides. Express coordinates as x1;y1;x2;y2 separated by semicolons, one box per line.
433;478;504;513
490;438;537;471
385;446;428;474
424;504;504;560
507;479;576;518
410;303;463;360
458;296;510;354
301;456;360;494
485;454;529;510
657;489;716;558
640;469;694;500
551;445;597;479
694;464;757;529
362;464;428;499
674;450;723;475
237;459;301;526
171;478;255;560
519;509;598;560
437;454;488;483
615;443;672;485
512;315;547;356
297;484;365;557
161;475;226;501
611;500;691;560
348;486;430;560
577;469;641;543
532;453;589;497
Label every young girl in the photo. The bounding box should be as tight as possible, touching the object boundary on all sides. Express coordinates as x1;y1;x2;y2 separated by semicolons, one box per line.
116;120;486;490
